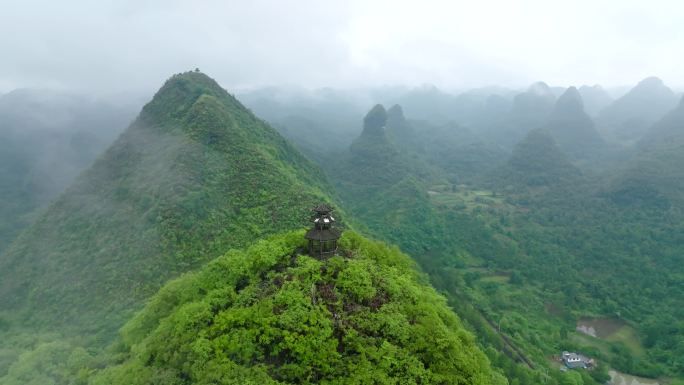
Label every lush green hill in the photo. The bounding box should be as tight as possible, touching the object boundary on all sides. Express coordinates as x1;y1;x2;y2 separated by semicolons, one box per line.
329;104;443;256
0;231;507;385
334;104;437;187
0;78;509;385
0;71;335;340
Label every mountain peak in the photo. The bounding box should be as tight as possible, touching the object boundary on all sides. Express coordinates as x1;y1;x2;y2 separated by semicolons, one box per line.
636;76;666;89
362;104;388;136
160;70;227;98
579;84;604;92
595;76;677;144
554;86;585;116
387;104;405;122
512;82;556;114
528;81;552;96
578;84;613;116
386;104;409;130
140;70;242;127
627;76;674;98
547;86;605;158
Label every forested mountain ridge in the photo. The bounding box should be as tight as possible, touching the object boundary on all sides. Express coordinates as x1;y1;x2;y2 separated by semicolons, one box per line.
326;104;591;385
329;104;444;256
338;104;434;187
315;91;684;384
63;231;507;385
1;72;683;385
0;71;336;338
0;73;511;385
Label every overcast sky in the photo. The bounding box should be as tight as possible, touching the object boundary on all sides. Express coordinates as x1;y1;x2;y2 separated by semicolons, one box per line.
1;0;683;94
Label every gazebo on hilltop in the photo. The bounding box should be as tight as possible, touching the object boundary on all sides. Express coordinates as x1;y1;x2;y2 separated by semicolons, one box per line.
305;204;341;259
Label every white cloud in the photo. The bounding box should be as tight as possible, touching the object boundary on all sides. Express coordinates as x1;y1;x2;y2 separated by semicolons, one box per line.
0;0;683;93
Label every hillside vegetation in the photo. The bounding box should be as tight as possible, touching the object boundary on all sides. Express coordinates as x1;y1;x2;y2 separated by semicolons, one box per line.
0;71;337;366
321;93;684;384
30;231;506;385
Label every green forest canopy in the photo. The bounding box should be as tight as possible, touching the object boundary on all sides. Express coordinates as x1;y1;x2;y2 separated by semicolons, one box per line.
29;231;508;385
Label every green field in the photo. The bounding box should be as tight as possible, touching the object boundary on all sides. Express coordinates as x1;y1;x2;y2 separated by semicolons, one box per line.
428;185;507;210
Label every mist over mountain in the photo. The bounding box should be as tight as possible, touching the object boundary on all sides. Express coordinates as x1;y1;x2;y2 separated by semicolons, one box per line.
0;89;137;252
5;1;684;384
237;86;369;155
546;86;605;159
237;84;518;161
517;82;557;114
578;84;614;116
2;27;684;385
484;82;557;148
384;104;421;151
0;75;514;385
385;85;459;124
641;95;684;145
596;77;678;145
609;96;684;208
336;104;432;189
505;128;581;186
382;84;514;127
0;72;335;341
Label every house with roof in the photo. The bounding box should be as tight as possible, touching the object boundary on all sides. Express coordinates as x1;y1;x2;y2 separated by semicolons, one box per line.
561;351;594;369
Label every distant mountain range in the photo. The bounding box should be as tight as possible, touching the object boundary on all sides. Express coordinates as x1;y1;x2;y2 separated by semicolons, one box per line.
596;77;678;145
0;90;136;252
609;95;684;208
2;73;684;384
